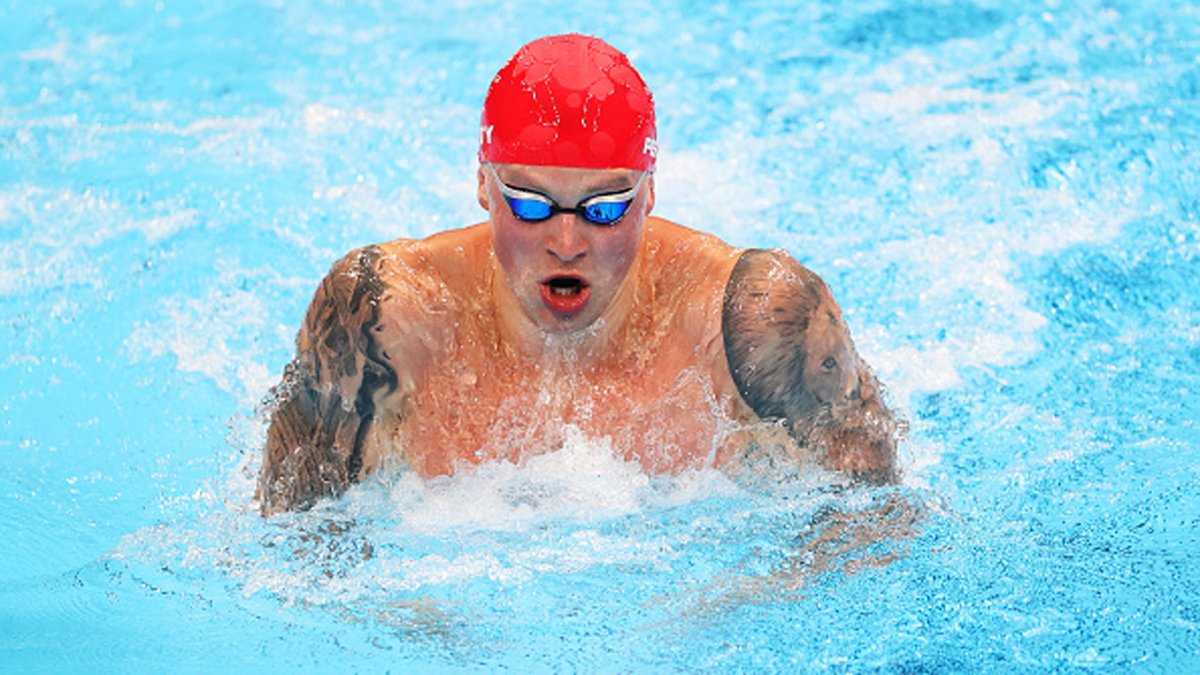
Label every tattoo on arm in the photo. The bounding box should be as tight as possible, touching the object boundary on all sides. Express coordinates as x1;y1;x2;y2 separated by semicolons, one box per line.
257;246;398;515
723;249;900;483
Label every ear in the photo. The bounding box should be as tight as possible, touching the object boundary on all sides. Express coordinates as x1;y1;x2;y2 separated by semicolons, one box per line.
476;165;489;211
644;174;656;215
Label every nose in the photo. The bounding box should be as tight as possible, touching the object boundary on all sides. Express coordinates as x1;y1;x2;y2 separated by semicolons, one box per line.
545;214;588;262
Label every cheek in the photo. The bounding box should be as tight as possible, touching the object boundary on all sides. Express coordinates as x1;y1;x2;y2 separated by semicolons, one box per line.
595;226;642;275
491;222;536;275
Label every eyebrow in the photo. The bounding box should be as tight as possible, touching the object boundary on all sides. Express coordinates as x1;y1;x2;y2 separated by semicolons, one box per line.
495;169;640;200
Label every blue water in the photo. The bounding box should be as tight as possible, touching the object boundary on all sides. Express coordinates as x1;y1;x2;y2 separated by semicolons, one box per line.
2;0;1198;670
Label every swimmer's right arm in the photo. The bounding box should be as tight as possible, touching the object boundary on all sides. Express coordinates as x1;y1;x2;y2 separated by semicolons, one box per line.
257;246;397;516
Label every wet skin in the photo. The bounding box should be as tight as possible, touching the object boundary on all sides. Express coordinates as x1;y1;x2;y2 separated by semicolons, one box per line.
357;163;750;477
478;163;653;338
257;163;899;514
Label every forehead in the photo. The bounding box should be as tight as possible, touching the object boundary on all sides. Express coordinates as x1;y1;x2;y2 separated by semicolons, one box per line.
492;163;642;193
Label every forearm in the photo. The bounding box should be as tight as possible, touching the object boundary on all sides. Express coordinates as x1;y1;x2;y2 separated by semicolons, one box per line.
257;358;364;515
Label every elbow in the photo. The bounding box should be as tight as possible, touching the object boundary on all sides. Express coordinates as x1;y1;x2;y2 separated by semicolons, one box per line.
802;376;903;485
825;429;899;485
790;410;901;485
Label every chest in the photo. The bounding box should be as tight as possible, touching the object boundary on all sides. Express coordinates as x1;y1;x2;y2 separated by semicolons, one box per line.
390;332;735;476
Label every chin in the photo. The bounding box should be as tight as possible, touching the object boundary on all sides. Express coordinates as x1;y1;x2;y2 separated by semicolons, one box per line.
538;313;595;335
530;304;602;336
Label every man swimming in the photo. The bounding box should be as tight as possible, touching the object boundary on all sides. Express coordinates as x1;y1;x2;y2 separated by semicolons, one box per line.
257;34;900;516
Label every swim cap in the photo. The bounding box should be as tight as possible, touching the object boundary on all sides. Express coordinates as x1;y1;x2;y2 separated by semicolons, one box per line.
480;34;657;171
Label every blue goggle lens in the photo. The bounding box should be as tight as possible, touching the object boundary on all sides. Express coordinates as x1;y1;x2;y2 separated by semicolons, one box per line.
488;163;645;226
506;197;554;222
583;200;630;224
504;196;632;225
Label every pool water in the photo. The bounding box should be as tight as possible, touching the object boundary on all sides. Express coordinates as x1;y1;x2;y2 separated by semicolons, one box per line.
2;0;1198;670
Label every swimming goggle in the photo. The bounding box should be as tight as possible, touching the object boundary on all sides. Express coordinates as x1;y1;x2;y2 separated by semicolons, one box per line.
485;163;648;226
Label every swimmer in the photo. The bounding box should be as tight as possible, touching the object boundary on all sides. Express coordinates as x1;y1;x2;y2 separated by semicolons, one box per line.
257;34;901;515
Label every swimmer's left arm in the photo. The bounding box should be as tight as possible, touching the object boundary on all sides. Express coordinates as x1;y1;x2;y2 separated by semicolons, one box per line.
722;249;901;483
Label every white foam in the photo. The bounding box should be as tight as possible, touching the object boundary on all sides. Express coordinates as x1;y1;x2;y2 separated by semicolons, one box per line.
112;425;754;608
344;425;742;535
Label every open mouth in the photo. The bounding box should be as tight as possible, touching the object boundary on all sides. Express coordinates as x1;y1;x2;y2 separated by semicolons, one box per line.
539;275;591;315
547;276;584;296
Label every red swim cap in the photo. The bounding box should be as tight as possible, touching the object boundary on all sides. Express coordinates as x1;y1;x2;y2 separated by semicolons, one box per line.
480;34;657;171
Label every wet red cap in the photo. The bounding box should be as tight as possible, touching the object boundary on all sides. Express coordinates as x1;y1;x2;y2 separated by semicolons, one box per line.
480;34;657;171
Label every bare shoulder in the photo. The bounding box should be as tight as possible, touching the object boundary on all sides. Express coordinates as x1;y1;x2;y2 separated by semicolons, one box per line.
721;248;900;483
642;217;744;292
379;222;491;290
370;224;492;329
644;217;740;257
635;218;744;349
258;227;493;515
